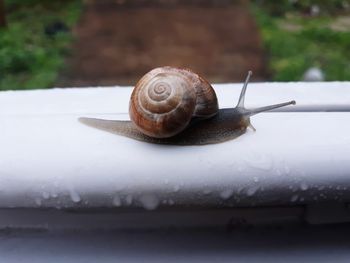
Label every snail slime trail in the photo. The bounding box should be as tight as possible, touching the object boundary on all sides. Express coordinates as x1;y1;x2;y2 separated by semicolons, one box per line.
79;67;296;146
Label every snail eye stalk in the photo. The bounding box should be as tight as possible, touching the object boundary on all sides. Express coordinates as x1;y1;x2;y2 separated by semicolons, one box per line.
237;70;252;108
247;101;296;117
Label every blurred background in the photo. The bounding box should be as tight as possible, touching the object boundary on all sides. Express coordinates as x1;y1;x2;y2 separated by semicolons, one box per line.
0;0;349;90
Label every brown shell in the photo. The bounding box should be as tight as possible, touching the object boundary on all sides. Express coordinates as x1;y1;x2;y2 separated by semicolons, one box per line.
129;66;219;138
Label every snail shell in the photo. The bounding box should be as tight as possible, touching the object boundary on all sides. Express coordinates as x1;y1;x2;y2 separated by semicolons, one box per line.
79;68;296;146
129;67;218;138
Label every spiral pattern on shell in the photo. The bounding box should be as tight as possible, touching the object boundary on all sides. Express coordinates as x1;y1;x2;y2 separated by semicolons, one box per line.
129;67;218;138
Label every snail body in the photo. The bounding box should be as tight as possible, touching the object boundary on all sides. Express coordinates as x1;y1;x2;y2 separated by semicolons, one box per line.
79;67;295;145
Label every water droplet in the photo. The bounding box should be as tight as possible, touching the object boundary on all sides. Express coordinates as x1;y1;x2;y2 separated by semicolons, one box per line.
300;197;305;202
55;200;61;209
284;165;290;174
336;186;341;190
291;194;298;202
42;191;50;199
168;199;175;205
125;194;133;205
300;182;308;191
51;192;58;198
139;194;159;210
220;189;233;200
115;185;125;192
253;177;259;182
173;185;180;192
112;195;122;207
69;190;81;203
35;197;42;206
318;185;325;190
247;185;259;196
245;154;272;171
202;189;212;195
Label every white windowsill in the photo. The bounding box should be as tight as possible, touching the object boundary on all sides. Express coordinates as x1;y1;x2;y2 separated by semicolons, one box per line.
0;82;349;211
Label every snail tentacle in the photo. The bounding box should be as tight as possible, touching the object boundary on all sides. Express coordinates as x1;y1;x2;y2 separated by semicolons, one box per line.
237;70;252;108
247;100;296;117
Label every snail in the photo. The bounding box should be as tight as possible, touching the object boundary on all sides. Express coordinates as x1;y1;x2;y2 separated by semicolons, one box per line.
79;67;296;145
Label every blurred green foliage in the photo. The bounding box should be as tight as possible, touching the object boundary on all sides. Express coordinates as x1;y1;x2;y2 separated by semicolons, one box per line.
0;0;81;90
255;0;350;16
252;3;350;81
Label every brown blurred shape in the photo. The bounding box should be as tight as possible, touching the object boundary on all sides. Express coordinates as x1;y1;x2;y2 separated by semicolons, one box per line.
0;0;6;27
58;0;267;87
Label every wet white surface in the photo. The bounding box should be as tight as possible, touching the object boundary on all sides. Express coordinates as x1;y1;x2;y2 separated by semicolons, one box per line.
0;84;349;209
0;112;350;208
1;84;350;261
